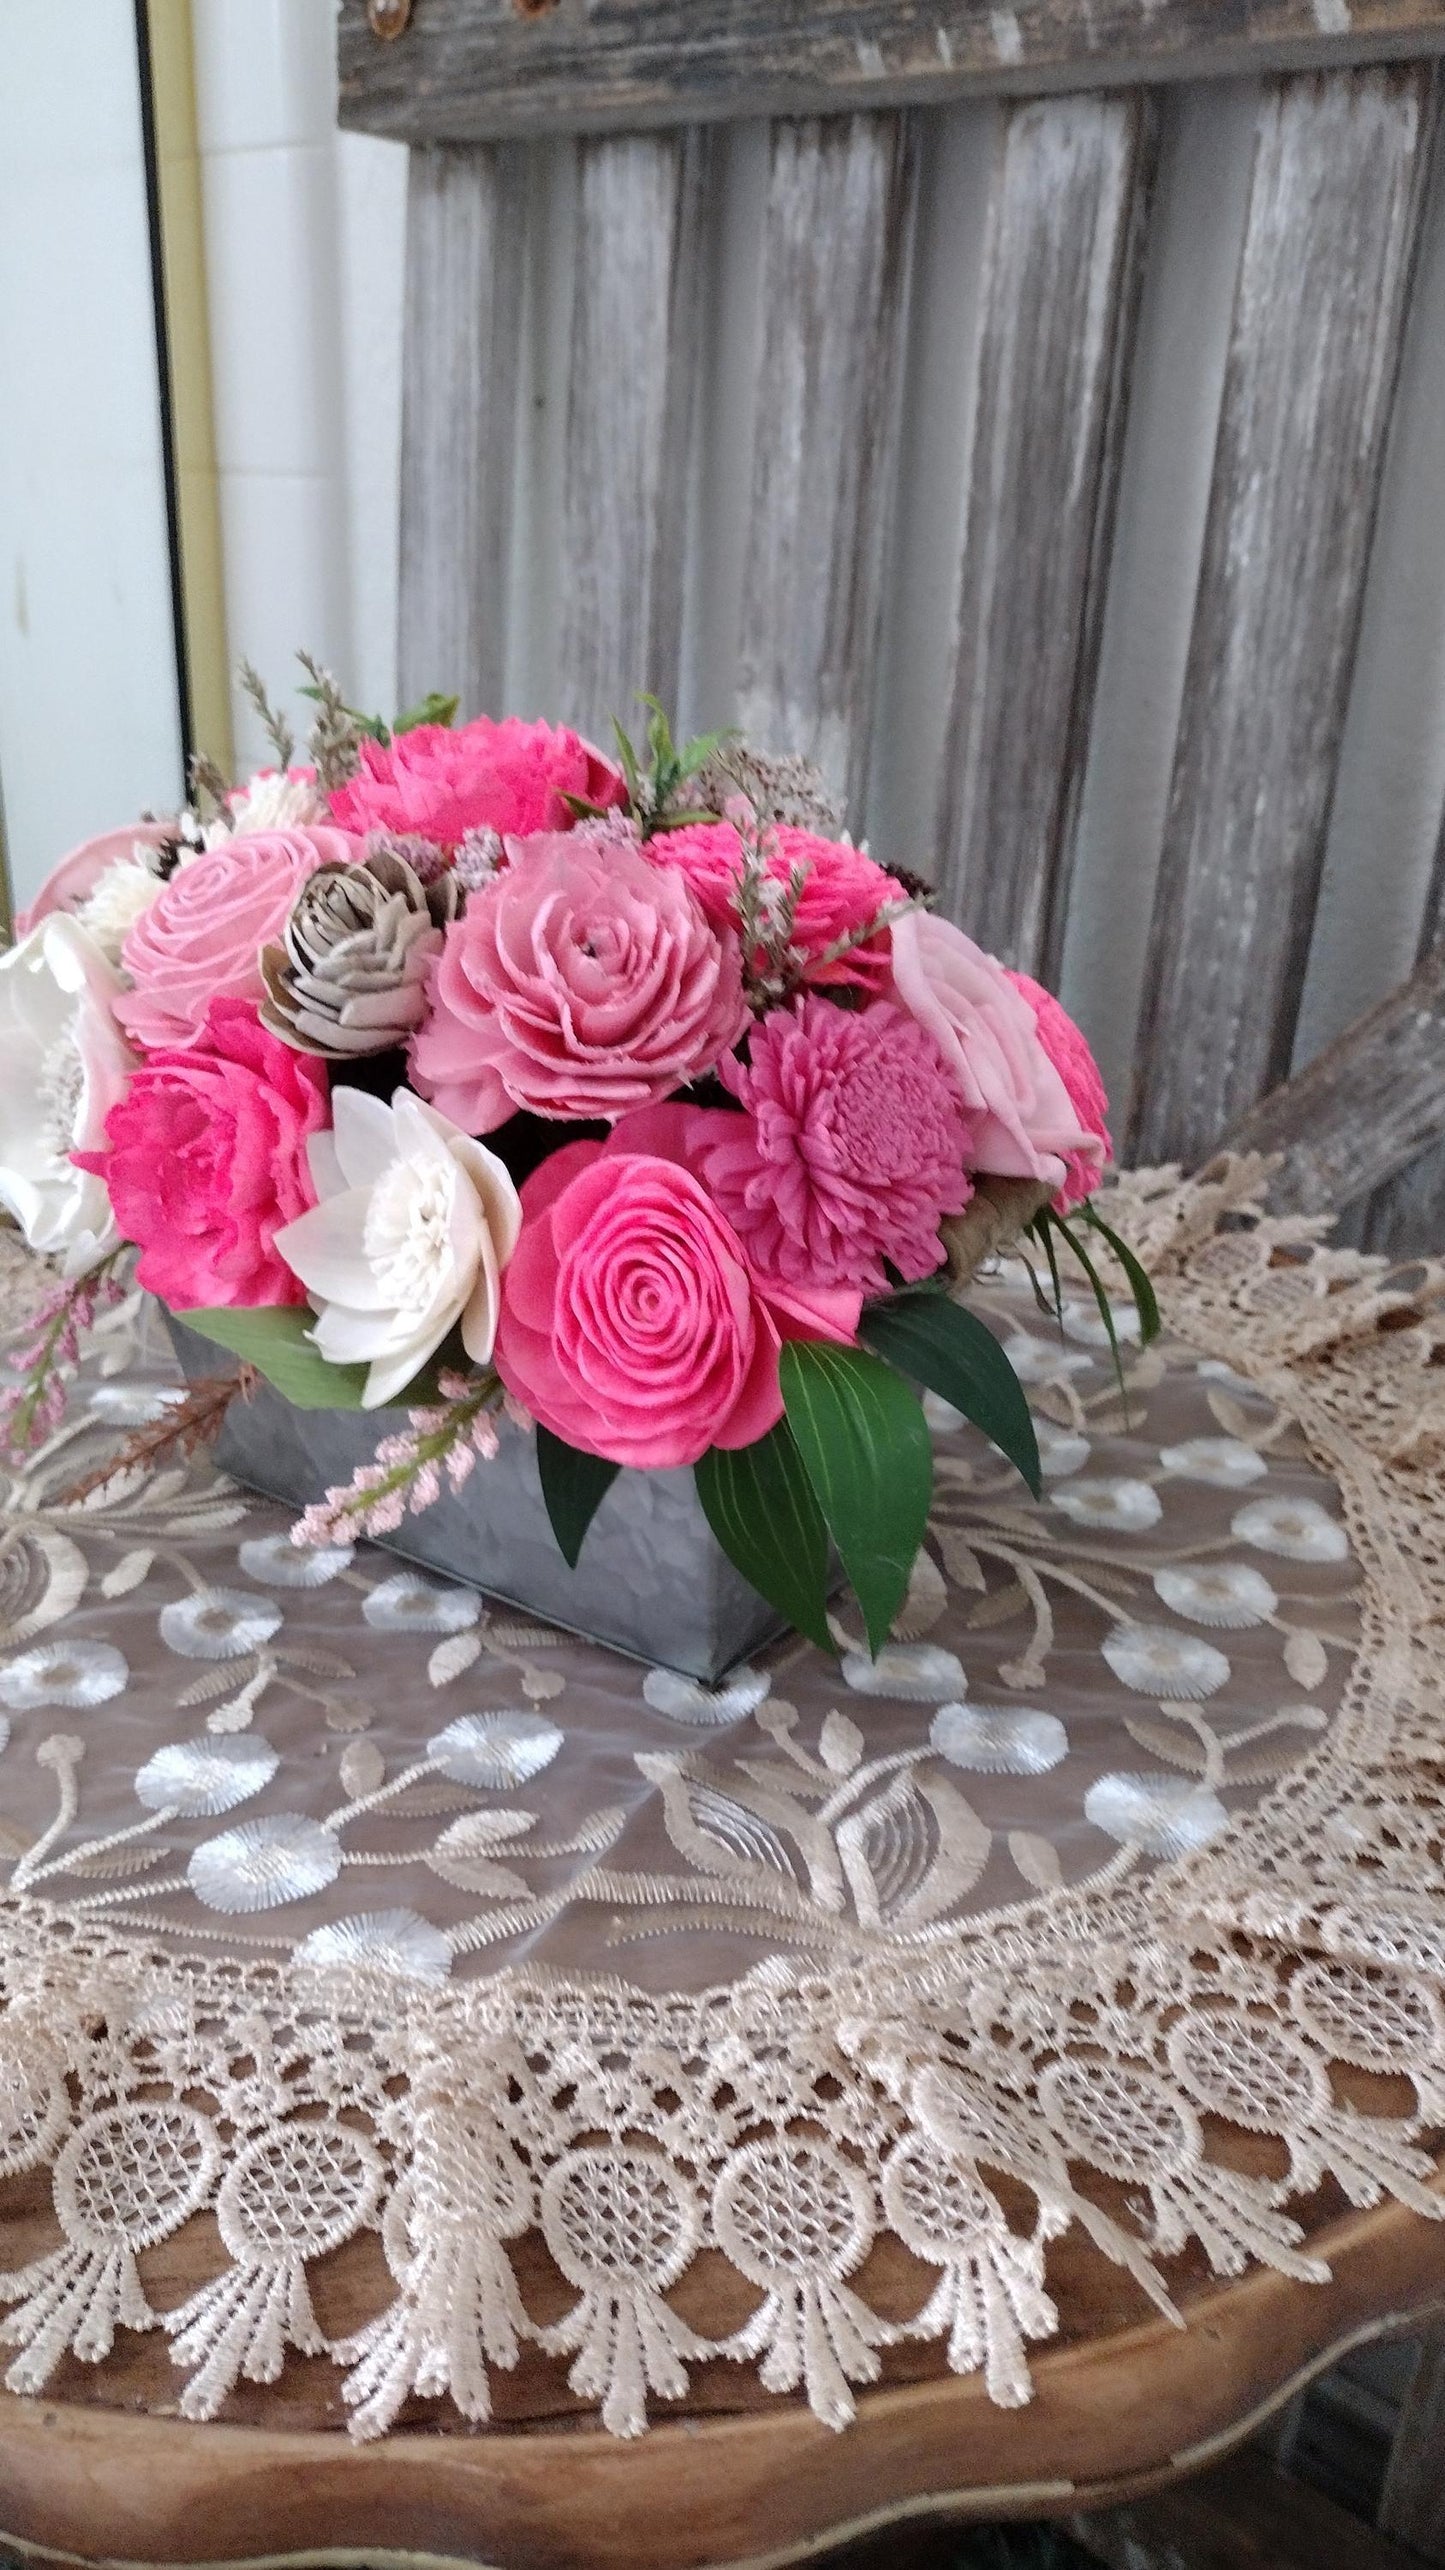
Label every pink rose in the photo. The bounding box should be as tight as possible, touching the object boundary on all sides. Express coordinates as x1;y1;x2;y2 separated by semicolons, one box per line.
494;1104;860;1468
17;821;177;938
328;716;626;845
651;822;904;994
889;911;1105;1196
115;828;360;1053
701;995;970;1295
1006;971;1112;1210
74;999;328;1309
410;833;747;1131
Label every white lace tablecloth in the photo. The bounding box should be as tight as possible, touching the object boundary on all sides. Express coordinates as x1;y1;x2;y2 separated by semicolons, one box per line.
0;1163;1441;2440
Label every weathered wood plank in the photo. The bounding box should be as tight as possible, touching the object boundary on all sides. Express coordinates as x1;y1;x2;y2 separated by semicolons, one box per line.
735;113;917;811
932;90;1153;974
1130;66;1439;1168
557;129;710;744
1378;2324;1445;2559
396;143;527;718
1360;796;1445;1250
337;1;1445;146
1212;944;1445;1215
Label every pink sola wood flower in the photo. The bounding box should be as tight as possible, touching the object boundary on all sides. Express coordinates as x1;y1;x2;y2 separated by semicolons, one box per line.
328;716;626;847
1006;970;1111;1211
650;822;905;994
701;995;972;1297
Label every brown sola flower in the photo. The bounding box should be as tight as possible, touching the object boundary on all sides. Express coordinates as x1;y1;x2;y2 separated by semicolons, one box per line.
260;846;459;1057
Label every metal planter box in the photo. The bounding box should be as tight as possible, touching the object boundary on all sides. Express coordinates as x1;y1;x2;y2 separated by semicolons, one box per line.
167;1315;792;1681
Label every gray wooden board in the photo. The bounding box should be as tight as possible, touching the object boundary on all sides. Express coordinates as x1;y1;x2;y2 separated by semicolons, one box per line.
735;112;917;813
397;143;527;717
932;87;1155;976
1361;788;1445;1249
1129;65;1440;1168
557;129;712;742
338;2;1445;144
1212;944;1445;1218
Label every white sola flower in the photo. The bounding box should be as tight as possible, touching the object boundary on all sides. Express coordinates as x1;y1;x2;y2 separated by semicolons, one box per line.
0;916;135;1272
275;1087;522;1409
211;768;326;839
74;846;167;960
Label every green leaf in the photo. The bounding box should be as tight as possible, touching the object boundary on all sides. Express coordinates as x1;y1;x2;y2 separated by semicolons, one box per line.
535;1427;620;1569
610;717;642;803
1081;1202;1161;1345
394;690;460;734
695;1421;833;1652
1050;1213;1129;1401
172;1306;370;1410
1031;1209;1066;1330
780;1341;933;1657
860;1294;1041;1498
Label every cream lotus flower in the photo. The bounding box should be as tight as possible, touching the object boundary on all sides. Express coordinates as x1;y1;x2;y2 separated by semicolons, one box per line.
0;916;135;1273
275;1086;522;1407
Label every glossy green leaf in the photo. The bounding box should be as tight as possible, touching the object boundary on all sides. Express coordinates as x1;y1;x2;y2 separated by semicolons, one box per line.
536;1427;621;1569
1081;1201;1162;1344
695;1420;833;1652
172;1306;369;1410
860;1293;1041;1497
780;1341;933;1657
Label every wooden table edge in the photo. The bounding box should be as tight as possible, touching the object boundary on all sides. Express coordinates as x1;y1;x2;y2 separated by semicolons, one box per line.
1;2182;1443;2569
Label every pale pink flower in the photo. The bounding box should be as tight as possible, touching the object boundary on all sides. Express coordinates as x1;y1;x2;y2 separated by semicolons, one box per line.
1006;970;1112;1210
699;996;971;1296
889;910;1105;1198
410;832;747;1131
115;827;361;1053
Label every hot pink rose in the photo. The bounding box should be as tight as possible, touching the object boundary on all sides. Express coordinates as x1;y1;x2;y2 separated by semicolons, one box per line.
17;821;177;938
1006;970;1112;1210
889;911;1105;1197
74;999;328;1309
650;822;904;994
328;716;626;845
702;996;971;1295
494;1105;860;1468
115;828;360;1053
410;833;747;1131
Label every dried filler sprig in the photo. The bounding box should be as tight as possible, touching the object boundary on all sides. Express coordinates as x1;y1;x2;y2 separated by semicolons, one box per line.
0;1256;127;1460
58;1368;259;1507
291;1370;507;1546
238;659;297;771
296;649;364;791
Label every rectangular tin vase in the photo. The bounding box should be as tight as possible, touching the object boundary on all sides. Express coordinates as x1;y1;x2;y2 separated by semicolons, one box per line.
166;1316;792;1681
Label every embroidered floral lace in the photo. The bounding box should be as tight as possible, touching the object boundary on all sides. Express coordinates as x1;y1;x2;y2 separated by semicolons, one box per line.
0;1159;1441;2439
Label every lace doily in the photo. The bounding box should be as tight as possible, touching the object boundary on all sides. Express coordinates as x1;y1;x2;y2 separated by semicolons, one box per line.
0;1159;1441;2439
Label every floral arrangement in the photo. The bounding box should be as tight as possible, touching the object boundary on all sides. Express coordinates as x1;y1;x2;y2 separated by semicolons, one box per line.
0;665;1154;1653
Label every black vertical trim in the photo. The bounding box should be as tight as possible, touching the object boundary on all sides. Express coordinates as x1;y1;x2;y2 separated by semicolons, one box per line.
133;0;194;783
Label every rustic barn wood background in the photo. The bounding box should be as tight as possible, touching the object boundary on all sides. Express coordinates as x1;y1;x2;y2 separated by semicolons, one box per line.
341;0;1445;1252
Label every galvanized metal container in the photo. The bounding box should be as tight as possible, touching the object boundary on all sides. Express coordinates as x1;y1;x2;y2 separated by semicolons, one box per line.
166;1315;794;1681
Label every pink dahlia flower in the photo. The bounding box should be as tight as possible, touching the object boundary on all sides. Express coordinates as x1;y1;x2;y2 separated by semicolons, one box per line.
328;716;626;846
1006;970;1112;1210
115;827;359;1054
410;832;747;1131
651;822;904;995
494;1104;860;1468
74;999;327;1309
889;911;1107;1201
700;995;971;1297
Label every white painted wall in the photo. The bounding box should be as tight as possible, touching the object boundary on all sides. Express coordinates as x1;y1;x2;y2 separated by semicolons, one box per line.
0;3;184;910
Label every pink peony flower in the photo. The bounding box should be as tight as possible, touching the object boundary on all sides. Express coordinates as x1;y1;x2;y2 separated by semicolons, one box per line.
494;1105;859;1468
17;821;178;939
700;996;970;1296
328;716;626;846
115;828;360;1054
651;822;905;994
1006;970;1112;1210
889;911;1106;1199
410;832;747;1131
74;999;328;1309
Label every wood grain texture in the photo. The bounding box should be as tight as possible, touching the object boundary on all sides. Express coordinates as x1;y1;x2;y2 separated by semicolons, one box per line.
1361;800;1445;1252
932;89;1154;974
1378;2323;1445;2559
557;129;711;743
336;0;1445;145
1212;945;1445;1215
1130;66;1440;1168
735;113;917;811
397;143;527;717
0;2102;1439;2569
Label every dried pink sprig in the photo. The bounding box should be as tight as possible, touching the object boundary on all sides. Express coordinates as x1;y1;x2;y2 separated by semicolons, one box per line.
289;1368;512;1546
0;1256;127;1460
